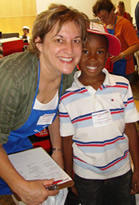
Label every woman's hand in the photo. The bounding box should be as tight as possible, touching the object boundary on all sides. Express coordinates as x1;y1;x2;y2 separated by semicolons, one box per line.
13;179;59;205
110;53;124;63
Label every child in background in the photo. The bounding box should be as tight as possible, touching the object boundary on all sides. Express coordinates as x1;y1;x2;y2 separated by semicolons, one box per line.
59;23;139;205
20;26;30;43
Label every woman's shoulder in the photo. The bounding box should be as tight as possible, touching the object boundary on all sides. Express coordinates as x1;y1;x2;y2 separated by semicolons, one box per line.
0;51;38;95
116;16;132;29
0;51;38;79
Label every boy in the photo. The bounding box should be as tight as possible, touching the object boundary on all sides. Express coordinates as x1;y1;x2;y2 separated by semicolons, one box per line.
59;23;139;205
20;26;30;43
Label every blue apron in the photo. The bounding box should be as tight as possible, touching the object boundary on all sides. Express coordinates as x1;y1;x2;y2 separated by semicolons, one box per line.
107;21;127;77
1;63;63;195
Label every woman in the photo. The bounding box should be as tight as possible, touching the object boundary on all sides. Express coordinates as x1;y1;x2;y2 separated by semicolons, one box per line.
92;0;139;82
0;3;89;205
116;1;132;23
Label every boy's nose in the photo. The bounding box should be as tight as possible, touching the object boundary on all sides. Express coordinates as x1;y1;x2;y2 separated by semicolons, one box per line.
89;53;96;61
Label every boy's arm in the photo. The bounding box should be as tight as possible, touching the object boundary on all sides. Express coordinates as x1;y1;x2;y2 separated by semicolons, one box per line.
125;122;139;194
62;136;73;178
62;136;78;195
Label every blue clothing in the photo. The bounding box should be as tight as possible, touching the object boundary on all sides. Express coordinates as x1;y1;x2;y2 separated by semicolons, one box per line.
0;63;62;195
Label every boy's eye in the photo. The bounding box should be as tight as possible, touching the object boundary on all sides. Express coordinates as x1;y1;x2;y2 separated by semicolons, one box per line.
97;50;105;55
82;49;88;54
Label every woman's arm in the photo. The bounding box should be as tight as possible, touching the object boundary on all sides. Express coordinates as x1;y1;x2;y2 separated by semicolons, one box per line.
0;144;58;204
110;43;139;63
48;116;64;169
125;122;139;194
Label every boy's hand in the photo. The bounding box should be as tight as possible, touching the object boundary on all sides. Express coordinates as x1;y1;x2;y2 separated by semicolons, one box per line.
130;171;139;194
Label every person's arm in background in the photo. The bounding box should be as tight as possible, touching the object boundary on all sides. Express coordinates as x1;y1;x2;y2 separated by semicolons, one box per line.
127;12;132;24
110;42;139;63
110;18;139;63
0;144;58;205
48;116;64;169
124;122;139;194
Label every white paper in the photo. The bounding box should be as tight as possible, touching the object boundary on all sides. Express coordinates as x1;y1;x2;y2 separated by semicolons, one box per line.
8;147;72;185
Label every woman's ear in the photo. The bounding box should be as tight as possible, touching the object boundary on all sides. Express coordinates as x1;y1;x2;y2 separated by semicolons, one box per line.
35;37;42;52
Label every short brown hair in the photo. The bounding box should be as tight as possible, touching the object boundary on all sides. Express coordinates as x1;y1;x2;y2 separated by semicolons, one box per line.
93;0;114;17
29;4;89;56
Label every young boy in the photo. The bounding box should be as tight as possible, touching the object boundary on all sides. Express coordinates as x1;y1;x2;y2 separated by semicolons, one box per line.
59;23;139;205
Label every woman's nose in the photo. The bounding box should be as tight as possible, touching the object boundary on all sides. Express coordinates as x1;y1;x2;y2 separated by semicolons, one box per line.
65;42;73;54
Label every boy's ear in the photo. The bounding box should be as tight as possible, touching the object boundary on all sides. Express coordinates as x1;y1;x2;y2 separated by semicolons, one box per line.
77;64;80;70
106;52;110;60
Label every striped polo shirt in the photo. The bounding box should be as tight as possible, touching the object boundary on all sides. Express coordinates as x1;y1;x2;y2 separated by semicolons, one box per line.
59;69;139;179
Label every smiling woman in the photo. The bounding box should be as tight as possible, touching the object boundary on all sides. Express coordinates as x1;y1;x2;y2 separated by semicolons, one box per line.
0;4;89;205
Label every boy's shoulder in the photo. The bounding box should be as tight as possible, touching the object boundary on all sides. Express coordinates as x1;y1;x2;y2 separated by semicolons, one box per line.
109;73;129;84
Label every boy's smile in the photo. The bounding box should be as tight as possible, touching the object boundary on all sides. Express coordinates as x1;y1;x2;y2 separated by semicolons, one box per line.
78;33;109;87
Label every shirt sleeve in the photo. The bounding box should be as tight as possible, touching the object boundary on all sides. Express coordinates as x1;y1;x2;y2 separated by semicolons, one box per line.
116;18;139;51
123;82;139;123
59;101;75;137
0;62;20;144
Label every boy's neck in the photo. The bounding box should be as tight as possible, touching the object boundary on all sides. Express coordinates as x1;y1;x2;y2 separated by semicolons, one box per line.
79;72;105;90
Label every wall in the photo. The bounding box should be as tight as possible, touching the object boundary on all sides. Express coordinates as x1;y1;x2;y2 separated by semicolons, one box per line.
36;0;95;19
131;0;138;24
0;0;137;38
36;0;132;20
0;0;37;37
114;0;137;25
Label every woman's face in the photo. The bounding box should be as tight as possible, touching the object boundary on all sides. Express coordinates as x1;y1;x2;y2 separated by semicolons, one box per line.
97;9;113;25
117;4;124;14
36;21;82;75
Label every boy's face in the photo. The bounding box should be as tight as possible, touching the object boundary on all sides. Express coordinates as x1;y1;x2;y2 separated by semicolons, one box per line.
79;33;109;80
23;29;29;36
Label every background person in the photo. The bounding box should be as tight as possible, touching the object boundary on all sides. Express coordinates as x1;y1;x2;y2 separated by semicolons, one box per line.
0;4;89;205
59;23;139;205
116;1;132;23
20;26;30;43
92;0;139;83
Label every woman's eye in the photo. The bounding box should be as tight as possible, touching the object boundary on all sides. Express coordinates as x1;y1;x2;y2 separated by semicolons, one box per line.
72;39;81;45
55;39;64;43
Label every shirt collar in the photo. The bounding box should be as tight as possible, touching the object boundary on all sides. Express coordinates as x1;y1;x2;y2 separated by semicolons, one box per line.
74;68;116;89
